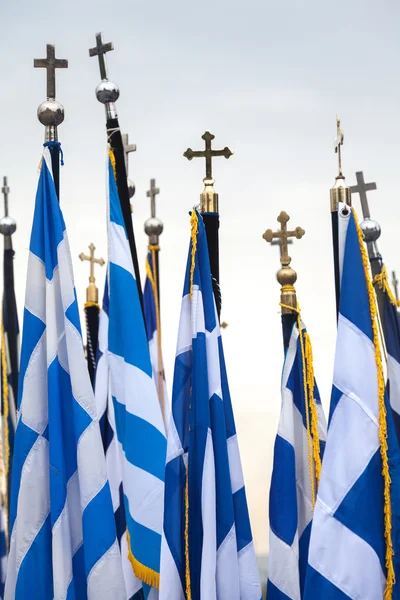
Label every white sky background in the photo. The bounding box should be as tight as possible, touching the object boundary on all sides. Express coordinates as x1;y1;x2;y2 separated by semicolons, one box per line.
1;0;400;555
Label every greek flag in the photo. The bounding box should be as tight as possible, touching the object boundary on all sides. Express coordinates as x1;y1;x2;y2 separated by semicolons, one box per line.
160;209;261;600
104;156;166;594
267;315;326;599
5;146;126;600
144;249;167;417
304;205;400;599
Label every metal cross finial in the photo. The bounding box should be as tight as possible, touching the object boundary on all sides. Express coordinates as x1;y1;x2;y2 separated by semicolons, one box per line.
89;32;114;80
184;131;233;180
2;177;9;217
393;271;399;302
122;133;137;175
350;171;377;219
79;243;105;285
263;211;305;266
34;44;68;99
271;237;292;257
335;115;345;177
147;179;160;218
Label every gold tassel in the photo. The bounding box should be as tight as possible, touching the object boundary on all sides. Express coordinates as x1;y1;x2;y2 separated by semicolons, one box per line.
353;208;395;598
189;211;198;300
126;529;160;589
304;332;322;486
185;464;192;600
0;321;9;547
373;265;400;308
108;149;117;179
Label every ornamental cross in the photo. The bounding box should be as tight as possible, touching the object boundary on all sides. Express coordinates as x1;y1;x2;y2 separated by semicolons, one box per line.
2;177;10;217
79;243;105;285
392;271;399;302
122;133;137;175
271;237;292;258
89;33;114;80
34;44;68;99
350;171;377;219
263;211;305;265
147;179;160;218
335;115;344;177
184;131;233;180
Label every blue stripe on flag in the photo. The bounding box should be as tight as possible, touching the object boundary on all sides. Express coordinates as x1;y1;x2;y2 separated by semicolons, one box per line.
163;455;186;590
124;495;162;573
340;214;373;341
304;566;352;599
233;486;253;552
18;308;46;409
66;291;82;336
109;160;126;230
170;349;191;451
109;263;152;377
269;434;297;547
112;397;166;481
29;157;65;280
334;448;385;571
266;580;293;600
68;544;87;600
15;514;53;599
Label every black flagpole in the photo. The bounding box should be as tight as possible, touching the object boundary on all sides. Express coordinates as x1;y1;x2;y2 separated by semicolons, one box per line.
183;131;233;321
89;33;145;319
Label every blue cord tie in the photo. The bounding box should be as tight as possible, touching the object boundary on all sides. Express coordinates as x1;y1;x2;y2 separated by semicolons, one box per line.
43;141;64;166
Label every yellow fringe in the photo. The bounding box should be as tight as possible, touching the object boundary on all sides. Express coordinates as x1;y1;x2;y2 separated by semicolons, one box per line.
297;312;316;507
189;211;198;300
185;464;192;600
145;250;165;423
353;208;395;598
0;321;9;546
304;332;322;486
108;149;117;179
126;529;160;589
373;265;400;308
84;302;100;310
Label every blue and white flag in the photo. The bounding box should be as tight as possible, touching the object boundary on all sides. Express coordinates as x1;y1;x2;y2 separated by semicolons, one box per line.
304;205;399;600
102;155;166;595
267;316;326;599
5;145;126;600
160;210;261;600
144;249;167;418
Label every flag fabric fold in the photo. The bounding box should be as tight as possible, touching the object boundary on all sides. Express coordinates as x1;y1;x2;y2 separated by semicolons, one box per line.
97;155;166;597
5;145;125;600
160;209;261;600
267;315;326;599
144;248;167;419
304;205;399;600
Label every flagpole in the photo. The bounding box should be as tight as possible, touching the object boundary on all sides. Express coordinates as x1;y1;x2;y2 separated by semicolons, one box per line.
79;244;105;387
89;33;145;319
330;116;351;315
34;44;68;201
263;211;305;351
184;131;233;321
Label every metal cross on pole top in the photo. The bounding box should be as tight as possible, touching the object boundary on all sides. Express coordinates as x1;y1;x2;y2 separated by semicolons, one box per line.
335;115;345;178
34;44;68;100
271;237;292;257
184;131;233;181
263;211;305;266
2;177;10;217
350;171;377;219
122;133;136;175
89;33;113;80
79;243;105;304
147;179;160;219
263;211;305;315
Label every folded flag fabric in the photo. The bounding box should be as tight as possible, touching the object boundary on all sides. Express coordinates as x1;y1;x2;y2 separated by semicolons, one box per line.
304;205;400;600
267;314;326;599
5;145;125;600
99;154;166;596
160;209;261;600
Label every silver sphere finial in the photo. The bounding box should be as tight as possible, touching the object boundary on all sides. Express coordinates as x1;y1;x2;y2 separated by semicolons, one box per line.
0;216;16;236
144;217;164;238
360;217;381;243
95;80;120;104
127;179;135;199
37;100;65;127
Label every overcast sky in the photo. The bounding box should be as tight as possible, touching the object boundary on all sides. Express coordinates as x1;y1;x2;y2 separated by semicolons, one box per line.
1;0;400;554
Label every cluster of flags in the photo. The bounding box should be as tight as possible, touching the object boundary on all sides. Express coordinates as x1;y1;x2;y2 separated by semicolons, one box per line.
1;60;400;599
